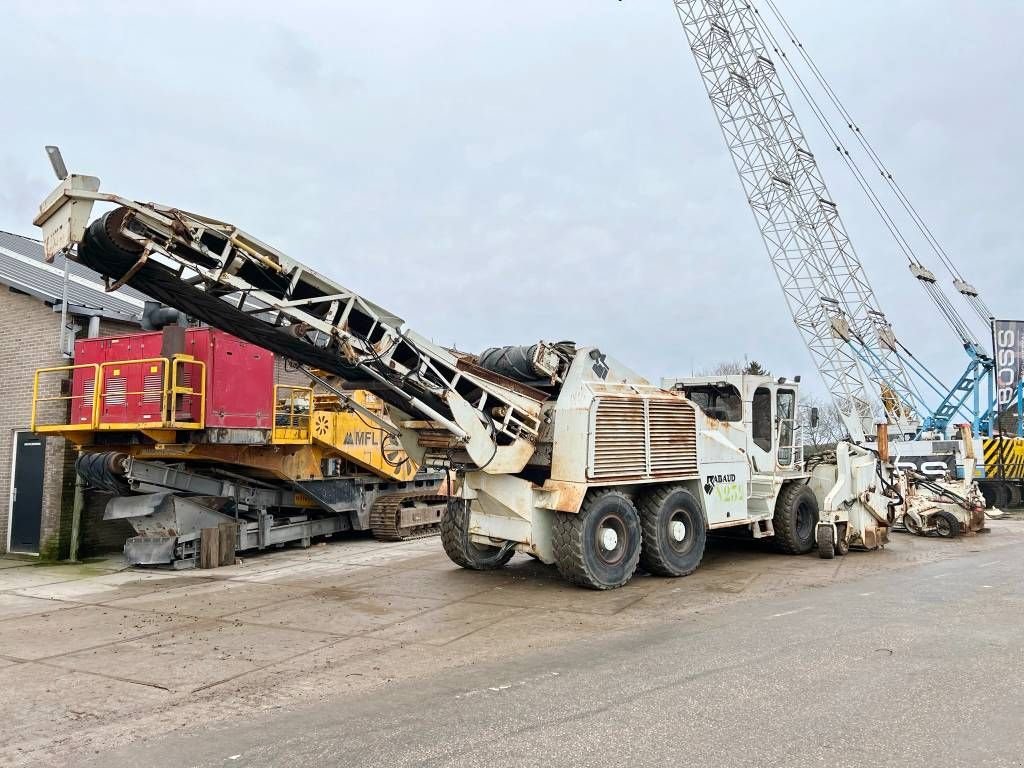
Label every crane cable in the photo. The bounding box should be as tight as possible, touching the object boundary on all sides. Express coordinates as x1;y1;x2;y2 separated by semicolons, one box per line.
761;0;963;282
757;0;994;321
743;3;921;268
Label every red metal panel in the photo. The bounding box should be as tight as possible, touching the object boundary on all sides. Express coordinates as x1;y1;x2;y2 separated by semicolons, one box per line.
70;336;105;425
69;365;96;426
99;358;165;424
70;328;275;430
203;329;274;428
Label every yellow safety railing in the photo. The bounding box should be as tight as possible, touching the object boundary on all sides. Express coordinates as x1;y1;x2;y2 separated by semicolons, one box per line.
31;356;206;433
272;385;314;444
31;363;101;432
169;356;207;429
96;357;170;431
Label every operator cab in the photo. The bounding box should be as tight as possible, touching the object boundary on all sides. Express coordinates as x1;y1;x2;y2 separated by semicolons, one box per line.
662;374;803;475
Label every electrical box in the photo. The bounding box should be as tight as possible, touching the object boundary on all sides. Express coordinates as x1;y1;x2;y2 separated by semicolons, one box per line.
71;327;275;429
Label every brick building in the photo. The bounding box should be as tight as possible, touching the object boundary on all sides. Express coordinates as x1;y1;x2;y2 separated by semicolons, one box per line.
0;230;145;557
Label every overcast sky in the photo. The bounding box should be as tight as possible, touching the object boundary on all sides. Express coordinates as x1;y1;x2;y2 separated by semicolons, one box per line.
2;1;1021;400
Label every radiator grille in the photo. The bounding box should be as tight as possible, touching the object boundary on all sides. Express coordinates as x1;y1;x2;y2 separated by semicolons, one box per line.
589;396;698;480
648;399;698;477
591;398;647;478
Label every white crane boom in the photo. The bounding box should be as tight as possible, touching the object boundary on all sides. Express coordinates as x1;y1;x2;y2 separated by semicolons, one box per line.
673;0;919;438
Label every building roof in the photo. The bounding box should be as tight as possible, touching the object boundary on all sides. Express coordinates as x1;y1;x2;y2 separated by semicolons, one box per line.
0;230;147;323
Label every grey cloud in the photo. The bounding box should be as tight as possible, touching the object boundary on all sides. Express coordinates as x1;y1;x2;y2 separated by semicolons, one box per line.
0;0;1020;396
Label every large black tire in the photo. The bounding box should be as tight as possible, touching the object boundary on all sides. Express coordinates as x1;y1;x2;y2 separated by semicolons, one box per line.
773;483;819;555
638;487;706;577
933;510;961;539
553;489;641;590
1007;483;1022;508
834;523;850;555
440;499;514;570
816;524;835;559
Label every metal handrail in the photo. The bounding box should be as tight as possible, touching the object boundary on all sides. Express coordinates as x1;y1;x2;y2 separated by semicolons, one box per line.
96;357;169;430
31;363;100;431
169;357;206;428
272;385;314;444
32;356;206;432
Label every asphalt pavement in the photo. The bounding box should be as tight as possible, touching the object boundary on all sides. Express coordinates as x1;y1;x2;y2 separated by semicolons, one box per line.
84;539;1024;768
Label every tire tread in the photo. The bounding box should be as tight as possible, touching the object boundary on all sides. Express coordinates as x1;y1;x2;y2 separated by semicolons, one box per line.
816;523;835;559
638;486;705;577
440;499;513;570
552;489;639;590
773;482;818;555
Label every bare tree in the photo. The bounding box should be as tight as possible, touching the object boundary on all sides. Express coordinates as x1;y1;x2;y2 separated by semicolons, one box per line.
799;392;846;451
698;360;743;375
698;359;772;376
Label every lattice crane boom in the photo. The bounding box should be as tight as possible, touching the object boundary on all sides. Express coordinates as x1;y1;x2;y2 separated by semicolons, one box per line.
673;0;919;437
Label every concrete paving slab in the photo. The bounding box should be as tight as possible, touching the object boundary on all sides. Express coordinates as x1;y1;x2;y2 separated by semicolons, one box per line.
0;661;169;756
210;635;450;701
387;552;476;572
0;558;34;570
230;561;397;588
260;538;405;562
91;568;213;584
226;590;447;636
13;572;212;603
80;555;132;572
104;581;315;618
0;593;79;622
349;564;515;602
0;566;85;592
0;605;204;661
214;553;324;576
214;538;437;576
315;541;444;568
47;620;337;692
367;600;525;646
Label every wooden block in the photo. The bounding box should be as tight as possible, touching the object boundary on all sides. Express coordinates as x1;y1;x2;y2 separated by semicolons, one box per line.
218;522;238;567
199;527;220;569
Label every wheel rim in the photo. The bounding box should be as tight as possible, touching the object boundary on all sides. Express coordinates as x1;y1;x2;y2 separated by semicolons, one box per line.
667;508;694;555
594;513;627;565
935;517;952;536
796;500;815;540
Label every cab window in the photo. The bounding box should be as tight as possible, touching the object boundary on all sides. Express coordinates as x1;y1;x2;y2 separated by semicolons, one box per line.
752;387;772;451
777;389;795;465
681;384;742;422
